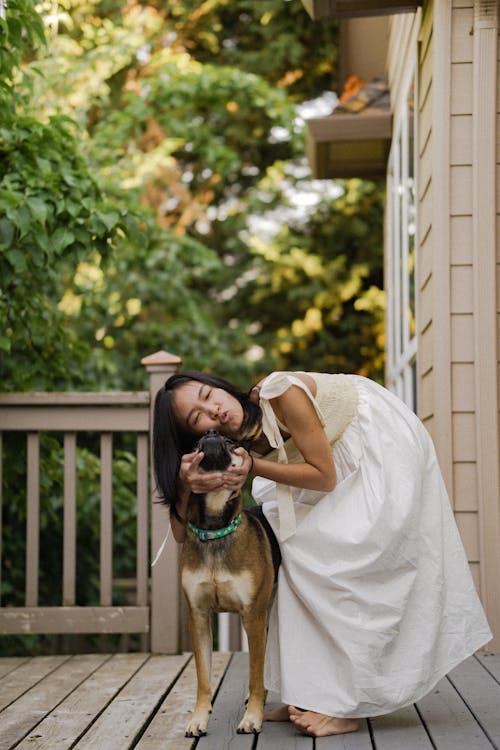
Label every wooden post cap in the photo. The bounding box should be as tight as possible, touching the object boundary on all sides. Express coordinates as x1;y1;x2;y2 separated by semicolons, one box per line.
140;351;182;369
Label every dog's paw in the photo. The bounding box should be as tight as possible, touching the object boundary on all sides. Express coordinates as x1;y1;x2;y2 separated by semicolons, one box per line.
185;728;207;738
237;712;263;734
185;724;208;737
185;712;209;737
236;724;262;734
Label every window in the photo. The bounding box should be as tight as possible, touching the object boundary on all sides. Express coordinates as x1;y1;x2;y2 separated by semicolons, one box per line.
386;73;417;410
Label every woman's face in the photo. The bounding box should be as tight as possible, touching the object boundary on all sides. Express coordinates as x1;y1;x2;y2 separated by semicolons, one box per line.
172;381;244;437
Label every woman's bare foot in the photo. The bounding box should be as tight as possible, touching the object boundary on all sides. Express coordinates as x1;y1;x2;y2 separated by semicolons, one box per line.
263;704;291;722
288;706;359;737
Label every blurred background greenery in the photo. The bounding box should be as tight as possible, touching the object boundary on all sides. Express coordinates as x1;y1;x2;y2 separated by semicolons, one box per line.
0;0;385;653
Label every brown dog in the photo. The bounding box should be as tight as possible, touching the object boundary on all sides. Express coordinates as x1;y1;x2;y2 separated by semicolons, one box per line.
181;429;278;737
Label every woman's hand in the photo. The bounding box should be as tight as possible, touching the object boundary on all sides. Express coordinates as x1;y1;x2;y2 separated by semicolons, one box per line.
173;448;253;545
178;451;225;494
222;448;253;492
179;448;253;495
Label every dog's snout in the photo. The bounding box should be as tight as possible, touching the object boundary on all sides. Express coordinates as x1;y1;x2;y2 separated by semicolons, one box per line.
195;430;235;472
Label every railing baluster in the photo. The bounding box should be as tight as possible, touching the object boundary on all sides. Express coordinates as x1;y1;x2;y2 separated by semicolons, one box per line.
26;432;40;606
63;432;77;606
136;433;149;607
100;433;113;607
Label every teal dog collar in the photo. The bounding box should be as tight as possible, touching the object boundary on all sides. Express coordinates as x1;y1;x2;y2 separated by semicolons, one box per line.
188;514;242;542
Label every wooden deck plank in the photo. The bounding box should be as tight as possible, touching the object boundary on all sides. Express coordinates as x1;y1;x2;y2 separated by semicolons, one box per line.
0;654;108;750
135;651;230;750
0;656;29;680
197;652;254;750
74;653;191;749
316;720;372;749
476;652;500;682
447;655;500;748
259;690;312;749
257;718;312;748
15;652;150;750
369;704;434;749
0;655;70;711
417;676;493;749
0;653;499;750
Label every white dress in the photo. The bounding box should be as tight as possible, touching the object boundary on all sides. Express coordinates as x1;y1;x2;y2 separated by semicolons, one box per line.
252;372;492;718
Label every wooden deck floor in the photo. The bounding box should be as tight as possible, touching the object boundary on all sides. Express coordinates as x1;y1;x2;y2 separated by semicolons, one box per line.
0;651;499;750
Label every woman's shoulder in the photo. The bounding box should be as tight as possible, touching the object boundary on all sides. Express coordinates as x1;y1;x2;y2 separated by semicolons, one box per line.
264;371;359;417
252;370;356;396
254;371;318;398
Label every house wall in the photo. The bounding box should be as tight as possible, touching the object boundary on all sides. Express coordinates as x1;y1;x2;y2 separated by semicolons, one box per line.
387;0;500;648
339;16;389;87
449;0;500;650
449;0;479;587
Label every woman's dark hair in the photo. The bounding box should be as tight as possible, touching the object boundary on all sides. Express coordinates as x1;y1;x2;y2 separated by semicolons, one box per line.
153;371;262;520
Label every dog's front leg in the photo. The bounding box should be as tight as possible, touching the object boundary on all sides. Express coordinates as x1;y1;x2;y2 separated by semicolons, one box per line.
185;607;213;738
238;608;268;734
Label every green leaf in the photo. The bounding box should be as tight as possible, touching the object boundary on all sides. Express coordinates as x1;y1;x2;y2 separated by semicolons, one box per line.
6;248;27;273
97;211;119;232
60;169;77;187
35;157;52;174
0;335;11;353
0;218;15;248
16;205;32;238
51;227;75;254
27;197;48;226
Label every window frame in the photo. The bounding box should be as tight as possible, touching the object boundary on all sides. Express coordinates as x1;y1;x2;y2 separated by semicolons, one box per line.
386;64;418;410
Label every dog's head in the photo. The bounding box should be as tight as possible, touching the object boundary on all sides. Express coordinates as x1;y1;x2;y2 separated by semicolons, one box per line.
194;430;242;473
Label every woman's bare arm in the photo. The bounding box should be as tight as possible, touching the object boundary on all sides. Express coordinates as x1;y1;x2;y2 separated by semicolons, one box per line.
249;382;336;492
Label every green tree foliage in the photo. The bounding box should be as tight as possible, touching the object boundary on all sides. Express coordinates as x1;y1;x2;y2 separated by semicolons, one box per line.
0;0;45;113
0;1;385;654
221;175;385;378
169;0;339;100
0;114;133;388
0;0;132;388
2;0;384;390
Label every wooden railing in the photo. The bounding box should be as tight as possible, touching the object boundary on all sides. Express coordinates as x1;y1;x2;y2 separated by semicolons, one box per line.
0;351;186;653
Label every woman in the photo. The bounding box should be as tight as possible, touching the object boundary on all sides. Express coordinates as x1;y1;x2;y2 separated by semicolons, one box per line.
153;369;491;738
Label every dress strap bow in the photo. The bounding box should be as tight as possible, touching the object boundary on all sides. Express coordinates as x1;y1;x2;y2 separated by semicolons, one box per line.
258;372;325;542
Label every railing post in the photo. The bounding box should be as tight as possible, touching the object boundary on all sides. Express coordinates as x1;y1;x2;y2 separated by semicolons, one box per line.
141;350;182;653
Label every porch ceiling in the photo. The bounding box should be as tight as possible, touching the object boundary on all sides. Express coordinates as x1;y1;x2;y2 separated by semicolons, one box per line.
301;0;420;19
304;13;393;179
306;107;392;179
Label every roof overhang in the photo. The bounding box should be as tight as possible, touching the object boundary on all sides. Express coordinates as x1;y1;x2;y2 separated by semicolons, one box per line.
301;0;420;19
305;13;392;180
306;107;392;179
